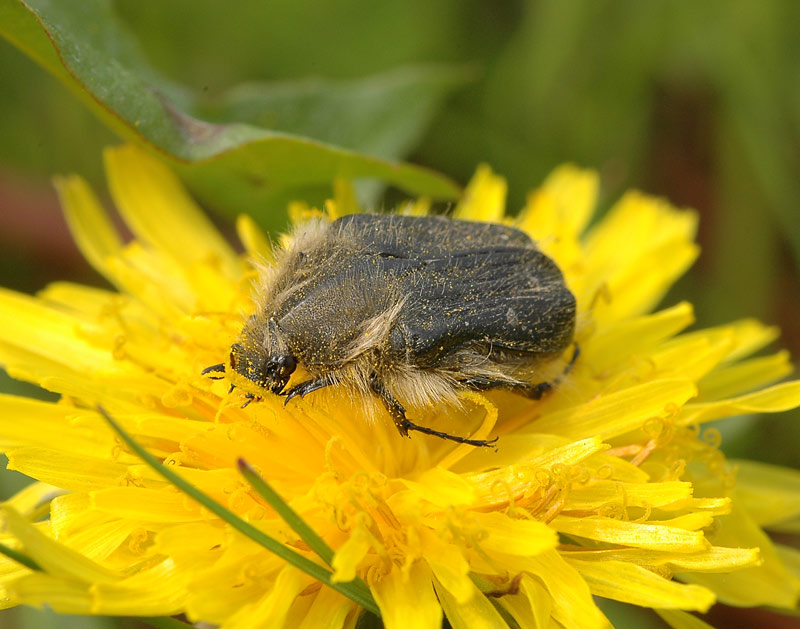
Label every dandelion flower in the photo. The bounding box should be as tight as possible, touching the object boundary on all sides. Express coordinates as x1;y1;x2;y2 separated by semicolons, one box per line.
1;146;800;628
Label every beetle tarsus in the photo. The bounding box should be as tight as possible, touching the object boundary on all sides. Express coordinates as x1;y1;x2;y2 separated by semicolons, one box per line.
399;418;499;448
201;363;226;379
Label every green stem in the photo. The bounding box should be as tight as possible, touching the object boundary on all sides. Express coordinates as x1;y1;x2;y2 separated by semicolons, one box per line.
237;458;334;566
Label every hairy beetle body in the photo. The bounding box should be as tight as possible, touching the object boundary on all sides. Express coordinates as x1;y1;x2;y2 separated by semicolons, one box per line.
207;214;577;446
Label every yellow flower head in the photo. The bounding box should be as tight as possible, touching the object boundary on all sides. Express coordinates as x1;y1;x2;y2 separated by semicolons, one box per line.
1;146;800;628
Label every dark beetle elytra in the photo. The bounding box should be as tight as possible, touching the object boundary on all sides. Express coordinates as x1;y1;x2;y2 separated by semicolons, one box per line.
203;214;577;447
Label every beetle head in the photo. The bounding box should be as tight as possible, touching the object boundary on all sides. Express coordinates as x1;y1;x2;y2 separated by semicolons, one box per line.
229;342;297;395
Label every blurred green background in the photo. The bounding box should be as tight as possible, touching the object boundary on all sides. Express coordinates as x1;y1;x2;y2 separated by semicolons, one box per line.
1;1;799;627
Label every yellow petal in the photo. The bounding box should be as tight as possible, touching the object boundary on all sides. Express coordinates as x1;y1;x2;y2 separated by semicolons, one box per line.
2;481;63;518
8;573;95;614
154;522;227;561
185;539;283;622
455;433;604;475
561;546;760;573
332;177;362;216
668;546;761;573
567;558;715;611
592;238;699;323
678;318;780;364
372;561;442;629
496;575;551;629
582;191;698;321
565;481;693;511
775;544;800;581
331;524;372;583
91;559;186;615
224;566;312;629
583;191;697;272
434;576;507;629
551;515;707;552
516;164;598;269
6;447;128;492
0;288;122;376
420;529;472;605
656;609;716;629
732;459;800;529
298;586;354;629
104;145;240;281
63;519;146;565
473;511;558;556
54;174;123;279
646;513;715;531
680;381;800;426
465;437;607;508
1;507;119;583
530;379;697;441
733;460;800;528
683;504;800;608
399;466;476;508
0;396;113;458
397;195;432;217
236;214;273;261
89;487;204;522
697;351;793;401
525;551;610;629
452;164;507;222
518;164;598;242
646;333;734;383
581;302;694;374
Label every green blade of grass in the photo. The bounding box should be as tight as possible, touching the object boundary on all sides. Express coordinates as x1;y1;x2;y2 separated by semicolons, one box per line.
0;541;41;571
236;457;334;566
97;406;379;616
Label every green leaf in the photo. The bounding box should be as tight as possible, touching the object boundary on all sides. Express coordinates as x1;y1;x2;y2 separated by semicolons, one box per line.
0;0;462;223
97;406;381;617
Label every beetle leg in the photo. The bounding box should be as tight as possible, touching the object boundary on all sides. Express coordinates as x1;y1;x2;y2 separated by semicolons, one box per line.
565;343;580;374
241;392;260;408
201;363;226;380
458;375;549;398
284;377;333;405
369;375;497;448
461;343;580;400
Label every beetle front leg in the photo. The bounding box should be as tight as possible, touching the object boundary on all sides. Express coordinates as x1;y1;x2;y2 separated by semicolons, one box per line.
283;377;333;405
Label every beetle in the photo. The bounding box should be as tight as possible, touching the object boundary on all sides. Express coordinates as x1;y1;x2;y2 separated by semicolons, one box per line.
203;214;577;447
